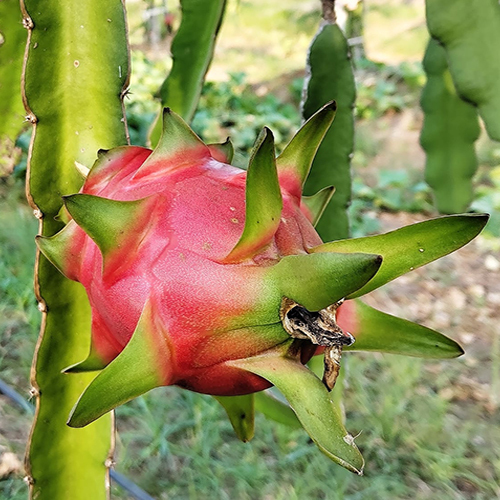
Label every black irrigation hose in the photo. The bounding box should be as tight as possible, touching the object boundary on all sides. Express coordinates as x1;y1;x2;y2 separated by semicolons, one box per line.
0;379;33;414
109;470;155;500
0;378;155;500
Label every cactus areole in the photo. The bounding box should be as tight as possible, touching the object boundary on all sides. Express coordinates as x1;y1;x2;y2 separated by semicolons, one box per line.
36;103;381;423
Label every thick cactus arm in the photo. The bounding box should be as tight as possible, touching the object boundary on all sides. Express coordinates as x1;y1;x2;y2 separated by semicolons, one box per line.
149;0;227;145
302;22;355;241
341;299;464;358
225;128;283;263
21;0;129;498
420;38;480;214
229;348;365;474
0;0;27;171
426;0;500;141
312;214;488;298
22;2;130;216
214;394;255;442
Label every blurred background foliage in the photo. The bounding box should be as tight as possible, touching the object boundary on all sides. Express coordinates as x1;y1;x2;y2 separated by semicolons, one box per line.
1;0;499;498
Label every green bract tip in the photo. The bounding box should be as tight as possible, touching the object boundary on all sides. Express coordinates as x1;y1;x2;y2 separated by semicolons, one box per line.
63;194;150;255
344;299;465;359
134;108;210;179
208;137;234;164
214;394;255;442
63;348;108;373
225;128;283;263
229;347;365;474
35;221;82;280
312;213;489;298
276;101;337;199
302;185;336;226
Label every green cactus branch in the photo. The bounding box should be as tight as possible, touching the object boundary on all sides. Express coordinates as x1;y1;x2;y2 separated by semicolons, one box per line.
4;0;492;493
426;0;500;141
0;0;28;175
0;378;155;500
21;0;130;498
149;0;227;145
302;21;355;241
420;38;480;214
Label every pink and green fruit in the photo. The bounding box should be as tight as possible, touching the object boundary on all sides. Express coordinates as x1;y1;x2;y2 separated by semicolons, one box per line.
38;102;379;400
36;103;487;472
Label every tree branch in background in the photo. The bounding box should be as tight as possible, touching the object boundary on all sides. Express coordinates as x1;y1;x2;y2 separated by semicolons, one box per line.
322;0;336;23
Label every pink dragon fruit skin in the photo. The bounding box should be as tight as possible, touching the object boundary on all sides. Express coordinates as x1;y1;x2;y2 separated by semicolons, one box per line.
72;147;321;395
36;103;384;430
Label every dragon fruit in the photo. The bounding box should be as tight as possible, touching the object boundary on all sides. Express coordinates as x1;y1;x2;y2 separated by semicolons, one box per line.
36;103;487;473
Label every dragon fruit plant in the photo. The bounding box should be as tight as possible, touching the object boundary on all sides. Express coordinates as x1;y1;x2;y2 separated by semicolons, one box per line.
36;103;487;473
9;0;494;495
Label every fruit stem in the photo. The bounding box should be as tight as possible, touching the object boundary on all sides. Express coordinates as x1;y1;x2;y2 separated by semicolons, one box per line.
323;345;342;390
280;297;353;391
